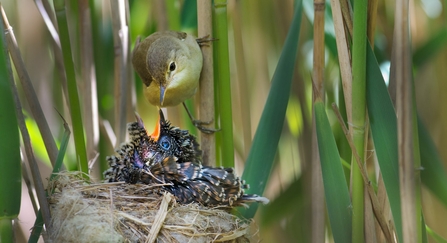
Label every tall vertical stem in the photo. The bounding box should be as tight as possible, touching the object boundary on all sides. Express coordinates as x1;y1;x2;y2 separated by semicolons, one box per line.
351;0;368;241
312;0;325;242
54;0;88;177
395;0;417;241
213;0;234;167
197;0;216;166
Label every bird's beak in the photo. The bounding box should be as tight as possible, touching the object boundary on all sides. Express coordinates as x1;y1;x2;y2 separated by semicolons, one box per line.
159;84;166;106
150;109;167;141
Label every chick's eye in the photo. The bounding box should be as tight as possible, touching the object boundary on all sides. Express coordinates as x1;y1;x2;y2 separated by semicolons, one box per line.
169;62;176;72
159;136;171;151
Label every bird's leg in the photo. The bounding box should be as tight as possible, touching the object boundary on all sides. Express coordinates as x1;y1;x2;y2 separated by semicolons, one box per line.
182;102;219;134
196;35;217;46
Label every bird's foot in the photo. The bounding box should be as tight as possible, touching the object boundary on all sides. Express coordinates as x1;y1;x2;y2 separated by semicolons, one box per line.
182;102;219;134
196;35;217;46
191;118;220;134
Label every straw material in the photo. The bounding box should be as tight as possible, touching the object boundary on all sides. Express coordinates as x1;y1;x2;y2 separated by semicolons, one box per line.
48;172;254;242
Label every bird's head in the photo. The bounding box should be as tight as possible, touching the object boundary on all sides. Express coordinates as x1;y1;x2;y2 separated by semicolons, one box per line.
147;37;190;106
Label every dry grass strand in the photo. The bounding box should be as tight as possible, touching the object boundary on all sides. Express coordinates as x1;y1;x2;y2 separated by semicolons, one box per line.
49;172;254;243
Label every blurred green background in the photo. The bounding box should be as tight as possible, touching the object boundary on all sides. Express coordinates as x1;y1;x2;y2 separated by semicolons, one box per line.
3;0;447;242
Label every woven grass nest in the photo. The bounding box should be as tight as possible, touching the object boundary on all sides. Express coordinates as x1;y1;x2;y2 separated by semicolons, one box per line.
48;171;257;243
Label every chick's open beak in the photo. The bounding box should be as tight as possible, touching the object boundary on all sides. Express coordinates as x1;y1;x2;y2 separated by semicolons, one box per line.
150;116;161;141
150;109;167;141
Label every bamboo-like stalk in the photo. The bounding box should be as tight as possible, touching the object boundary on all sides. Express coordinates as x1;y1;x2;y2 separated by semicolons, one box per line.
365;1;379;241
310;45;325;243
0;8;21;243
411;82;423;242
1;7;59;167
213;0;234;168
4;36;52;243
330;0;352;124
376;173;393;242
367;0;378;45
394;0;417;241
79;0;99;165
311;0;325;242
53;0;89;177
0;220;13;243
154;0;168;31
351;0;368;241
232;1;252;159
110;0;130;147
197;0;215;166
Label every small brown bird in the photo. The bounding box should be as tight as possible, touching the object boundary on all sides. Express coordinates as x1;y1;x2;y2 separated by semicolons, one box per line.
132;31;217;133
132;31;203;107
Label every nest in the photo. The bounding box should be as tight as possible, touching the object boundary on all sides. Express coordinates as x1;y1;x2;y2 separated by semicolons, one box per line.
47;171;256;243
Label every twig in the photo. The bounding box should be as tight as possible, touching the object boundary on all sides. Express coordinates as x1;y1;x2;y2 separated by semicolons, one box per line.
146;192;172;243
339;0;353;37
330;0;353;124
331;103;395;243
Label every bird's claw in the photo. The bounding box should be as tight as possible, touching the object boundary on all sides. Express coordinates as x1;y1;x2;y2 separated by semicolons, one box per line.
192;119;220;134
196;35;217;46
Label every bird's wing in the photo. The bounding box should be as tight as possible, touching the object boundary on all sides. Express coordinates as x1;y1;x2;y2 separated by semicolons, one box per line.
132;33;164;87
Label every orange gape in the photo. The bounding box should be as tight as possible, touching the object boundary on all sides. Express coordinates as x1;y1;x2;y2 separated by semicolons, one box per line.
149;115;161;141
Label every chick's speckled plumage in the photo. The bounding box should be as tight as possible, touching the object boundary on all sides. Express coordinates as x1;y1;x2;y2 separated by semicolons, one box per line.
104;110;269;207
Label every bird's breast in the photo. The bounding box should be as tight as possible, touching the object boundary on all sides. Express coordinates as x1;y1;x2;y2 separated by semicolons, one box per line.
145;74;199;107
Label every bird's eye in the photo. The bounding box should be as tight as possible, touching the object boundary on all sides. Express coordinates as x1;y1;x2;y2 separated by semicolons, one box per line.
169;62;176;72
159;136;171;151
